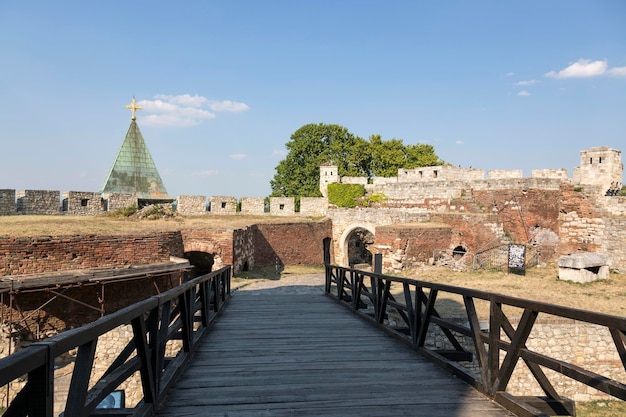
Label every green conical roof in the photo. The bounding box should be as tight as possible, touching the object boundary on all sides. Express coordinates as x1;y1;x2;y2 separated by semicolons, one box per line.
100;120;170;200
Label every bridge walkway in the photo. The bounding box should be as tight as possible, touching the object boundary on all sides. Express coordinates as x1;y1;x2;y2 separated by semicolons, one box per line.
155;276;514;417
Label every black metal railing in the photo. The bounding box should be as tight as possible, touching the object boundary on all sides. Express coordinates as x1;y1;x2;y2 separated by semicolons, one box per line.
325;264;626;417
0;266;231;417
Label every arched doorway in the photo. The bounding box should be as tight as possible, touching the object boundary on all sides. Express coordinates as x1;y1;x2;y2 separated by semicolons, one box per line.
346;227;375;268
184;251;215;276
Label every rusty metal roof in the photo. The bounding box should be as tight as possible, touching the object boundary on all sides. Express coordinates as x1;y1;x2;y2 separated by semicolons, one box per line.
99;120;170;200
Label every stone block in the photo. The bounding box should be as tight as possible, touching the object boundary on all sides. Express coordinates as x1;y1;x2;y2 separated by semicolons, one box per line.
558;252;610;283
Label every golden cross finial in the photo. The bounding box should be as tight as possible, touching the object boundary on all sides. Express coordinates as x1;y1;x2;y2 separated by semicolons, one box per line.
125;97;143;121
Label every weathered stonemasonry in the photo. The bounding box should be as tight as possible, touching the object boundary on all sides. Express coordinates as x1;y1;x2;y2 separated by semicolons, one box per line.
0;189;16;215
299;197;327;217
269;197;295;216
62;191;102;216
422;319;625;402
373;224;452;271
240;197;265;215
603;218;626;273
209;196;237;214
176;195;206;215
103;193;136;211
16;190;60;215
0;232;184;276
558;185;605;255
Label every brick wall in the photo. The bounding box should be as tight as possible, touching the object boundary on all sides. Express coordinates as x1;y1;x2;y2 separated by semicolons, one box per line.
250;220;332;267
0;232;183;275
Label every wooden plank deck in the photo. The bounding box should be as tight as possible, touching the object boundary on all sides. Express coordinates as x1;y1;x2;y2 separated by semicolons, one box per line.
156;289;515;416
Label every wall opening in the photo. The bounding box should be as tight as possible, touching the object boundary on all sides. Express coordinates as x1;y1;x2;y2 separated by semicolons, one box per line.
184;251;215;276
347;227;374;267
452;245;467;259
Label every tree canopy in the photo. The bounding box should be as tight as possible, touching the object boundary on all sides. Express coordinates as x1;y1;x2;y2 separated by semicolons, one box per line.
270;123;444;197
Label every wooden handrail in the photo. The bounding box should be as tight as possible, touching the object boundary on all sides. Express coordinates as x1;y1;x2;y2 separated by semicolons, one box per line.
0;266;231;417
325;264;626;417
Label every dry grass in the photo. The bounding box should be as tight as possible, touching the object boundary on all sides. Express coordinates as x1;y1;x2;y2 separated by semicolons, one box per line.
0;214;321;237
396;264;626;317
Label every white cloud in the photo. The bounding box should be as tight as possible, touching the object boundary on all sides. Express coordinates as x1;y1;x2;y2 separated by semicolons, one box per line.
273;149;287;156
517;90;531;97
230;153;246;160
210;100;250;112
455;140;464;145
515;79;537;86
192;169;219;177
138;94;249;127
545;59;608;79
506;72;515;77
608;66;626;78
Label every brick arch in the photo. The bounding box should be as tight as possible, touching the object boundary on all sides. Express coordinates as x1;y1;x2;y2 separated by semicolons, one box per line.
337;223;376;267
183;241;223;271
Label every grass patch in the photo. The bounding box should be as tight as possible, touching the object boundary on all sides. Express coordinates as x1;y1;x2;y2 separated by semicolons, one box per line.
577;400;626;417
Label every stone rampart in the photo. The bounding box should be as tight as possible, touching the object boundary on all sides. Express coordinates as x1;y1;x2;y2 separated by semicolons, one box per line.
17;190;60;215
240;197;265;215
62;191;102;216
209;196;237;214
300;197;327;217
0;189;15;215
269;197;295;216
177;195;206;215
487;169;523;179
532;168;569;179
103;192;136;212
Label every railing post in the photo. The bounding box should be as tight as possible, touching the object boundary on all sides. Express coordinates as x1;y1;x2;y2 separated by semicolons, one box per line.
373;253;382;274
488;296;502;395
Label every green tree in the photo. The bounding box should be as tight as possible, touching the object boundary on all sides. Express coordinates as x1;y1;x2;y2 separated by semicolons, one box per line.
271;123;368;197
270;123;444;197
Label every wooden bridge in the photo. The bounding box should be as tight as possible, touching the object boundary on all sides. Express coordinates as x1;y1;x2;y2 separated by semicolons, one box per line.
1;265;625;416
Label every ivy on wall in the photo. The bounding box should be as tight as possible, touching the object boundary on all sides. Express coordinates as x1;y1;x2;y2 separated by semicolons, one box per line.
328;183;366;208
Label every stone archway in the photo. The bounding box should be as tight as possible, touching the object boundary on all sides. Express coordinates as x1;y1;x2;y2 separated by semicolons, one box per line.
338;223;376;267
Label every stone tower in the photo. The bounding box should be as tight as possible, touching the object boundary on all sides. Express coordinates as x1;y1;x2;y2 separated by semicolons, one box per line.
319;164;338;197
573;147;623;189
100;98;172;205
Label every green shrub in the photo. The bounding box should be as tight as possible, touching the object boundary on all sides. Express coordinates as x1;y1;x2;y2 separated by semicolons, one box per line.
328;183;366;208
368;193;387;205
617;186;626;197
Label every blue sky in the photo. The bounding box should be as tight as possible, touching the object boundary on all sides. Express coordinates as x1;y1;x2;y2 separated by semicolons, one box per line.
1;1;625;198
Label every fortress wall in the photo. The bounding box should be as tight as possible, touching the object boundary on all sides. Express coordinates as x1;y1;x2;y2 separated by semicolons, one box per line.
558;185;605;255
487;169;523;179
601;196;626;217
603;218;626;273
249;220;332;267
62;191;102;216
340;176;368;185
177;195;206;215
103;193;136;211
269;197;295;216
209;196;237;214
398;166;485;182
374;224;452;272
240;197;265;215
532;168;569;179
299;197;327;216
373;181;466;201
16;190;60;215
428;212;504;254
0;232;182;276
181;229;234;270
0;189;16;215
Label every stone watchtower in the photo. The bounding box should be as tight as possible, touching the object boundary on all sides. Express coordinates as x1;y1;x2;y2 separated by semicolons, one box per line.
573;147;623;189
319;164;338;198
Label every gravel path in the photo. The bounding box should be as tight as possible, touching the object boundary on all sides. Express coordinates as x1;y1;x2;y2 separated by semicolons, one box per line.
233;273;326;295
